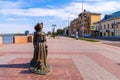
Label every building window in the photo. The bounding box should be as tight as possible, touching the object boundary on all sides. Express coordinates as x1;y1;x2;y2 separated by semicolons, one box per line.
108;24;109;29
104;32;106;36
116;22;118;28
111;23;114;28
112;32;114;36
104;24;106;29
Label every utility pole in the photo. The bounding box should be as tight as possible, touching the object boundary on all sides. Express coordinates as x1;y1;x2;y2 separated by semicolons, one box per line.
78;0;85;37
52;24;56;38
81;0;84;38
68;16;70;36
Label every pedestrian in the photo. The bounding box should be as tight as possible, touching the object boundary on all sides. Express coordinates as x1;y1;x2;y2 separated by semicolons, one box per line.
75;31;79;40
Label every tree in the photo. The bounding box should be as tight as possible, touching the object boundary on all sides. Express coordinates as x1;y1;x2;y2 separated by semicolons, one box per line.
56;29;64;35
47;31;52;35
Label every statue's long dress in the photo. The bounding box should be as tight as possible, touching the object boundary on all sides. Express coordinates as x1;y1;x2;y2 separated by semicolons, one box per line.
30;31;49;74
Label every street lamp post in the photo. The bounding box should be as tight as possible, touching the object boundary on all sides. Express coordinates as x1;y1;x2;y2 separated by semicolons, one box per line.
79;1;85;38
68;16;70;36
52;24;56;38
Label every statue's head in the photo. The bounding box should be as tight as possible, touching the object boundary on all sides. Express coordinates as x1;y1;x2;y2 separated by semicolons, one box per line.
34;22;43;31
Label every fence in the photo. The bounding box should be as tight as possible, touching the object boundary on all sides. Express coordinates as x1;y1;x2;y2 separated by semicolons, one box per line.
0;35;33;44
2;36;14;44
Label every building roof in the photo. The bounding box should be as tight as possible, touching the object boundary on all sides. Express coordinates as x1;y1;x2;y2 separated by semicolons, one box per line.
90;13;101;15
78;11;101;17
100;10;120;22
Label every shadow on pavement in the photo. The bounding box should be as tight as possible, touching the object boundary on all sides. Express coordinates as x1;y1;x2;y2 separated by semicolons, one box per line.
20;70;32;74
0;63;33;74
0;63;30;68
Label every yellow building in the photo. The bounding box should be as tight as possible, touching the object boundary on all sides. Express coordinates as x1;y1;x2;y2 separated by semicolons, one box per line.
70;10;101;37
94;11;120;37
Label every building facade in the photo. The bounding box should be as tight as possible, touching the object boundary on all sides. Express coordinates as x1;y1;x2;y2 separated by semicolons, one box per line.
94;11;120;37
69;10;101;37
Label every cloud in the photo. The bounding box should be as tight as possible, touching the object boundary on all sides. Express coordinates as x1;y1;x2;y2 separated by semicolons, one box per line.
0;0;120;20
0;0;24;9
3;17;27;22
0;23;33;34
85;1;120;13
0;8;72;20
65;0;120;18
0;0;120;34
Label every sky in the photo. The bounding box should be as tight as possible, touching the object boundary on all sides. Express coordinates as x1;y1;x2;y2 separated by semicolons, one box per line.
0;0;120;34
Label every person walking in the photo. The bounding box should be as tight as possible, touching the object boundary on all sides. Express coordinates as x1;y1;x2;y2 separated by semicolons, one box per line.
75;31;79;40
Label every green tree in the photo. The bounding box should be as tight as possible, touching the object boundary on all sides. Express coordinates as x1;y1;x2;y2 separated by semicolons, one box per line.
47;31;52;35
56;29;64;35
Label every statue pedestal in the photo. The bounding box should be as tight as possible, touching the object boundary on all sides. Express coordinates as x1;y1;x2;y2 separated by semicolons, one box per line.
29;64;51;75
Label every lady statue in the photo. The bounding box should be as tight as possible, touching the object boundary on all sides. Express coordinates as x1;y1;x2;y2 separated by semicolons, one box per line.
30;22;50;75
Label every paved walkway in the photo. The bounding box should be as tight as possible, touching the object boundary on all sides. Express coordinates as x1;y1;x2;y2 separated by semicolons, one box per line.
101;41;120;47
0;37;120;80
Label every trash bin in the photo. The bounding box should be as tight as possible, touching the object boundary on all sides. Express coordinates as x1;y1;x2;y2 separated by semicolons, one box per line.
28;35;33;42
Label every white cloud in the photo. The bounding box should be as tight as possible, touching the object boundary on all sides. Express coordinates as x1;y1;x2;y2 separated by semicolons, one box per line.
4;17;27;22
0;8;73;20
0;0;120;20
0;0;23;9
64;0;120;19
85;1;120;13
0;23;33;34
0;0;120;34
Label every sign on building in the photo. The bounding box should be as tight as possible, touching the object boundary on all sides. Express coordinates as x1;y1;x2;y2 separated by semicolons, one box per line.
91;26;95;30
116;30;119;36
81;26;84;30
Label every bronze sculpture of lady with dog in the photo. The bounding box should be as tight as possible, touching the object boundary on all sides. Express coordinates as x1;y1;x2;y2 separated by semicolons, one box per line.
30;22;50;75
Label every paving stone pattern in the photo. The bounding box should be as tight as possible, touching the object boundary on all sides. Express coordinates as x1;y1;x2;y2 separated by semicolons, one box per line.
0;36;120;80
